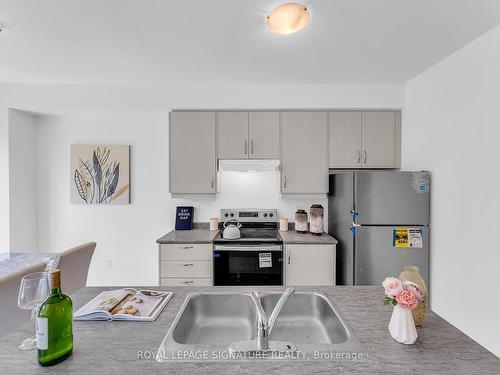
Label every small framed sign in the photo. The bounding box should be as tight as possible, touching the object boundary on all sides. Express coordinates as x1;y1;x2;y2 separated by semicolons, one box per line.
175;206;194;230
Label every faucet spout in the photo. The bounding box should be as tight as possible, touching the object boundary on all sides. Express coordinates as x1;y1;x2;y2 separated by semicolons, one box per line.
250;288;295;351
268;287;295;334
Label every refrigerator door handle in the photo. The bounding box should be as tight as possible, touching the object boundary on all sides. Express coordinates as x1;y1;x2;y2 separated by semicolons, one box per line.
349;222;361;236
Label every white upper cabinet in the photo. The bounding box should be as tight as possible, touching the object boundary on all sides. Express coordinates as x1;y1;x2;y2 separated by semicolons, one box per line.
217;112;249;159
218;111;280;159
361;111;401;168
329;112;363;168
280;111;328;194
329;111;401;169
248;112;280;159
169;111;217;194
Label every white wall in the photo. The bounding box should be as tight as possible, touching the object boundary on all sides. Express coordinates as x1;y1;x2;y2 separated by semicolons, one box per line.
8;109;38;252
403;25;500;357
35;114;328;286
0;82;404;285
0;107;8;252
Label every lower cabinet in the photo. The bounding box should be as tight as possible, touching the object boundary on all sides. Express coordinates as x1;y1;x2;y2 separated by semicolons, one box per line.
159;243;212;286
285;244;336;286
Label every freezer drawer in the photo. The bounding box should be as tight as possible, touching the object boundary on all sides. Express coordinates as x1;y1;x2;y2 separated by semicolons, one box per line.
355;171;430;225
355;226;429;286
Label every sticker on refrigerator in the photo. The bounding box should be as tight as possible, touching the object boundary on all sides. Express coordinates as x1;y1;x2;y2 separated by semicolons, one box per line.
411;172;430;193
393;228;423;248
393;228;409;248
259;253;272;268
408;228;423;248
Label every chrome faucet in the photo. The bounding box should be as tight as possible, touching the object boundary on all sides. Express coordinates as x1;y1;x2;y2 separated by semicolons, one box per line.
250;288;296;350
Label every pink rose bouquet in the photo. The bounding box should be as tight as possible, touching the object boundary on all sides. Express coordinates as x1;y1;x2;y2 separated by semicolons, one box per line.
382;276;421;310
382;277;403;298
403;281;425;302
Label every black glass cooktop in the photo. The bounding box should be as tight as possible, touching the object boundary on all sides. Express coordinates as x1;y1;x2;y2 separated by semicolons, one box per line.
214;228;282;243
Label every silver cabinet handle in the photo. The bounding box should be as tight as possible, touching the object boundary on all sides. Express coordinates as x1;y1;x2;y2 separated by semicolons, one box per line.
357;150;361;164
179;263;194;267
283;176;287;189
180;246;194;249
244;140;247;155
250;140;254;154
181;280;194;284
363;150;367;164
287;254;291;265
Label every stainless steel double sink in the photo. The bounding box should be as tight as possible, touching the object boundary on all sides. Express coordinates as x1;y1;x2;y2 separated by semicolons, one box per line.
156;291;364;362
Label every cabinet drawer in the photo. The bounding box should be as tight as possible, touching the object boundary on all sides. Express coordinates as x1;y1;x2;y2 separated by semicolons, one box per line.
160;278;212;286
160;244;212;261
160;260;211;278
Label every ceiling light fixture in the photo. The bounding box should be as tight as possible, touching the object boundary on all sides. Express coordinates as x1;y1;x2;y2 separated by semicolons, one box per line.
266;3;310;35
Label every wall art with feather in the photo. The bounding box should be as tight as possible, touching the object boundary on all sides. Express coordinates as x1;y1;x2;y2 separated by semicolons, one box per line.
70;145;130;204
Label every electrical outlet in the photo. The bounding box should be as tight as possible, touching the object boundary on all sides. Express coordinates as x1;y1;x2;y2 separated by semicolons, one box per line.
105;259;112;269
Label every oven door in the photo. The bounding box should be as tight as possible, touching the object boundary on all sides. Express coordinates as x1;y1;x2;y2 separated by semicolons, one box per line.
213;245;283;286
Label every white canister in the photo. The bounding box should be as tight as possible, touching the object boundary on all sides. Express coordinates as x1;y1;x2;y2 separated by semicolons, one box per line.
279;218;289;232
210;218;219;231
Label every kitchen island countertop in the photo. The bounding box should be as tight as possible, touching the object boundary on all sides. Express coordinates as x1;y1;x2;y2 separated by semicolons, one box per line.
0;286;498;375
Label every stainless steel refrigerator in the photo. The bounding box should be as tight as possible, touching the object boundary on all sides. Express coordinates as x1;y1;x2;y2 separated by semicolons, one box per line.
328;171;430;286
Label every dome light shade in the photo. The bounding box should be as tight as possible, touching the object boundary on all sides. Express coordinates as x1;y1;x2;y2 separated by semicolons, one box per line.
266;3;310;35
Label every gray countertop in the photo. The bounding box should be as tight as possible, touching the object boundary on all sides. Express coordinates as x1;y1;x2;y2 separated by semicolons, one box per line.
157;223;338;245
156;229;219;244
278;230;338;244
1;286;498;374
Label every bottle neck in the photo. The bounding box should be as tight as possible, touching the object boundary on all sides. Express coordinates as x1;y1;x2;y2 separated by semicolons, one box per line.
50;287;62;296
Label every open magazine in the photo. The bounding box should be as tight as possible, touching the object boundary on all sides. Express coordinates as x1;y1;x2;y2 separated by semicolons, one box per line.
74;288;173;321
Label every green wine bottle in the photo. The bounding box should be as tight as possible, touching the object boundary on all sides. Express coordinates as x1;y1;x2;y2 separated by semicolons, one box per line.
36;269;73;366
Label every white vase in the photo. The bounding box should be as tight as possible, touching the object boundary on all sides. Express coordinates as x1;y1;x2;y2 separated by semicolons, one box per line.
388;304;418;345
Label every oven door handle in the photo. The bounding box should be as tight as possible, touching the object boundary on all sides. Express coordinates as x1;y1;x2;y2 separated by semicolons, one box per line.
213;245;283;252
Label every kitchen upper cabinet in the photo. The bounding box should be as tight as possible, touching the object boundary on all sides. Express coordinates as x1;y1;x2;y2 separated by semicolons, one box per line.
285;244;335;286
218;111;280;159
329;111;401;169
169;111;217;194
361;111;401;168
217;112;249;159
248;112;280;159
280;111;328;193
329;112;363;168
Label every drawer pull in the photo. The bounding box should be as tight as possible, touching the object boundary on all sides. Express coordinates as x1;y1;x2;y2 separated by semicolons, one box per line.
181;280;194;284
180;246;194;249
179;263;194;267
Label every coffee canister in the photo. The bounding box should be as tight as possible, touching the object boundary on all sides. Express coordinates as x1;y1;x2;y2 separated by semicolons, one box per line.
210;218;219;231
309;204;324;235
279;218;289;232
295;209;308;233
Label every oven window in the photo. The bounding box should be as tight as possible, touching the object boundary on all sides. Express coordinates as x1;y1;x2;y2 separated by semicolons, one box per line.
214;251;283;286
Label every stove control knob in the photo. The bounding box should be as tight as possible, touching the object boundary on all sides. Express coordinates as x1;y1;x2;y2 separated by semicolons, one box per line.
224;213;229;217
269;213;274;218
230;213;234;217
263;213;268;217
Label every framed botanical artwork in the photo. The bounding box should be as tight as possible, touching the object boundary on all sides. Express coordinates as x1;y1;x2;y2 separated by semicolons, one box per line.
70;145;130;204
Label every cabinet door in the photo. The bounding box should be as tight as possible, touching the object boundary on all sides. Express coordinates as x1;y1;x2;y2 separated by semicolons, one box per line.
280;112;328;193
217;112;249;158
248;112;280;159
361;111;397;168
329;111;362;168
285;245;335;286
169;111;217;193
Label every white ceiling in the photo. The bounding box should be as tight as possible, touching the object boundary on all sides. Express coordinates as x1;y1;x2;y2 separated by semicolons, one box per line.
1;0;500;84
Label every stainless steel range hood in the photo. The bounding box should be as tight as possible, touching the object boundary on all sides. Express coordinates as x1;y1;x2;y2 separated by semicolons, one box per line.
218;159;280;172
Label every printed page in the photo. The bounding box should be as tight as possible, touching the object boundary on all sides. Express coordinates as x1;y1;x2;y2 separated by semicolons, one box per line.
112;290;173;321
74;288;135;319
